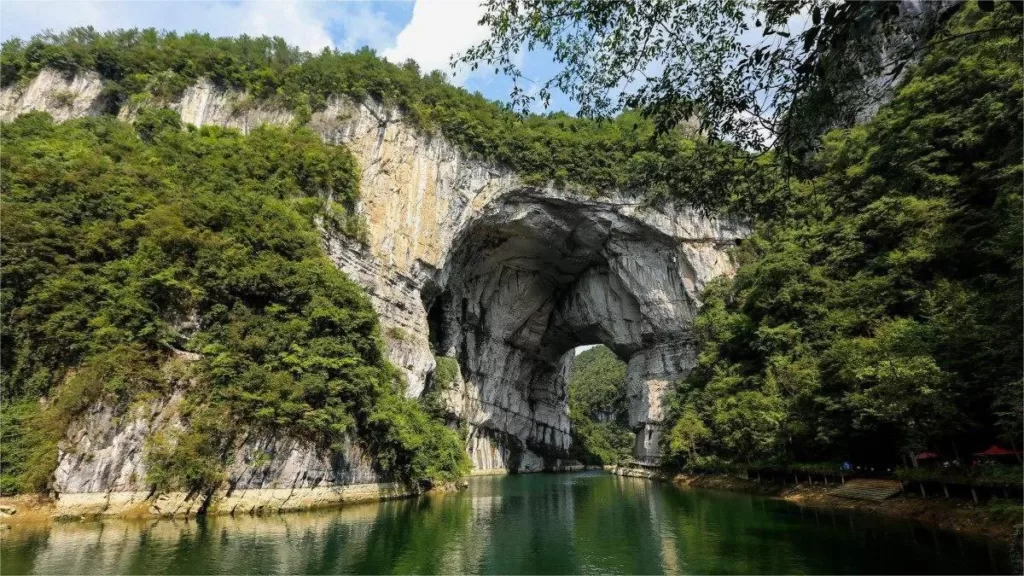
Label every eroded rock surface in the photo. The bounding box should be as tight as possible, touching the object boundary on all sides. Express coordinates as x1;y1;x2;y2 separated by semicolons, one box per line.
2;72;747;487
53;370;387;515
429;191;741;466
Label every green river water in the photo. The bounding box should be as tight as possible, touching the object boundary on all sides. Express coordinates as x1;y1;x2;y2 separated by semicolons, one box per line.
0;471;1011;574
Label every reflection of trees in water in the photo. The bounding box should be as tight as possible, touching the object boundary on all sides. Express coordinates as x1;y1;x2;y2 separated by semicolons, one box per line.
0;495;479;574
656;487;1011;575
570;475;664;574
0;476;1012;574
473;474;579;573
345;492;474;574
663;489;800;574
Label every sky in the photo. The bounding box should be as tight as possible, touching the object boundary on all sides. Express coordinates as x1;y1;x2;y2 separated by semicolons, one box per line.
0;0;578;112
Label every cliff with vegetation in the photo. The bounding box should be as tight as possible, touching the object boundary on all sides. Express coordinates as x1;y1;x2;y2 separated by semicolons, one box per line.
3;4;1016;519
0;29;746;515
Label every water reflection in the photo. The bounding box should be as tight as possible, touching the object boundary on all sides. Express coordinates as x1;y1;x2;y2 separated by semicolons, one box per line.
1;472;1011;575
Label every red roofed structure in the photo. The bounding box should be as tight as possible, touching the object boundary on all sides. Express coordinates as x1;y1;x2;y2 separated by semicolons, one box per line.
973;445;1020;457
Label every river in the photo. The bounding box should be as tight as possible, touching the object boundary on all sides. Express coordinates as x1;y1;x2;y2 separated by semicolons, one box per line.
0;471;1011;574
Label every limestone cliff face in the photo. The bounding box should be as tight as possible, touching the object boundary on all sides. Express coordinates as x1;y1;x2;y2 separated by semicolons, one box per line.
1;71;747;485
57;393;379;495
429;190;743;467
50;354;389;516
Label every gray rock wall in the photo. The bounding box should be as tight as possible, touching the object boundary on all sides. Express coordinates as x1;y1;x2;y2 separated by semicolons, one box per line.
53;357;381;503
431;191;742;464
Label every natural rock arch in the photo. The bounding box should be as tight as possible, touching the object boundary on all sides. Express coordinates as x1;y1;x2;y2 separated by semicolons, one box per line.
422;188;744;471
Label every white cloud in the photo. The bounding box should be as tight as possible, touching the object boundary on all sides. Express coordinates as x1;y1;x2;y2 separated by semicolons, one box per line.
0;0;396;54
330;3;400;53
382;0;486;83
230;2;335;52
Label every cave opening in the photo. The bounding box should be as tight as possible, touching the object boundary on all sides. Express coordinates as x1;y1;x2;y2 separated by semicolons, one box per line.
419;190;734;472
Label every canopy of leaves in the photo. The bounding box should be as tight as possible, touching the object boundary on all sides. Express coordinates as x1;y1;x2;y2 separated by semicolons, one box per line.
1;27;762;214
462;0;1021;158
568;346;633;465
0;111;468;493
662;5;1022;470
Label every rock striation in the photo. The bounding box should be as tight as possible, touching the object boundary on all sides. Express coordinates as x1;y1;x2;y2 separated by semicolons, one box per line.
429;191;743;466
49;355;397;517
1;71;747;504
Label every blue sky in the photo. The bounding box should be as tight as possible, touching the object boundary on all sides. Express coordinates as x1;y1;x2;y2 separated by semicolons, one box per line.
0;0;577;112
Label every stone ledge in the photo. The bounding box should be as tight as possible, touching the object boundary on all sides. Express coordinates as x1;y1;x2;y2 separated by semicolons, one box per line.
47;483;412;520
609;465;668;481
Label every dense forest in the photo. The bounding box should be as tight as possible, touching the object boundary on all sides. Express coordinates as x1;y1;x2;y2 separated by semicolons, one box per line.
0;111;467;495
662;5;1022;479
567;346;633;466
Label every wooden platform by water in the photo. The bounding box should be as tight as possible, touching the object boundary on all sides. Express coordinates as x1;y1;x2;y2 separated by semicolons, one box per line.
831;479;904;501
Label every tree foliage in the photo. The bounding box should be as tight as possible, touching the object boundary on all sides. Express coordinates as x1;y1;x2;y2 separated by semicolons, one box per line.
568;346;633;465
0;111;467;493
462;0;1021;157
663;5;1022;469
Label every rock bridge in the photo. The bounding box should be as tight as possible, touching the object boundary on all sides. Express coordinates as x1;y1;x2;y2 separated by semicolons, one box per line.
422;189;745;471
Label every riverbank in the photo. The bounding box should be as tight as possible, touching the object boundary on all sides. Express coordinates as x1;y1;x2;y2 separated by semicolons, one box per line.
607;465;1020;542
0;482;416;524
665;469;1020;542
0;464;610;524
470;463;601;477
6;465;1018;540
4;471;1009;575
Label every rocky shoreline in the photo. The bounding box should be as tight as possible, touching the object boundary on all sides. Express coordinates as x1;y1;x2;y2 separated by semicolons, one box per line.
0;465;613;523
0;483;415;523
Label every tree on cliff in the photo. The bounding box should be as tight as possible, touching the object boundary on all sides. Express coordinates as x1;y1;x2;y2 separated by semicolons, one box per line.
460;0;1021;158
464;0;1022;469
2;28;759;215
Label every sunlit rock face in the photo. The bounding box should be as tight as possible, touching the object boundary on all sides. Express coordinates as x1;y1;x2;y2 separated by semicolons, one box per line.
2;72;747;477
428;189;743;466
55;384;380;492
